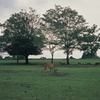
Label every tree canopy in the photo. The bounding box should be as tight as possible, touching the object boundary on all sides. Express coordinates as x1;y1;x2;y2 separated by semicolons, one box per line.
42;5;87;64
0;5;100;64
2;8;44;64
41;22;61;63
79;24;100;58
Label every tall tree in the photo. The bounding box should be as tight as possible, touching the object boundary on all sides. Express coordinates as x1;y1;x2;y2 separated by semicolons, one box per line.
2;8;44;64
43;5;86;64
79;24;100;58
41;23;61;63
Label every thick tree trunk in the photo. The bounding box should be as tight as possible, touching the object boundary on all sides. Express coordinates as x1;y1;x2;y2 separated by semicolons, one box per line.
25;55;29;64
66;50;70;65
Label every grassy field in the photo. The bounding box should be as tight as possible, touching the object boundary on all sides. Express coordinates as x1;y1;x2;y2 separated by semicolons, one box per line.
0;58;100;64
0;59;100;100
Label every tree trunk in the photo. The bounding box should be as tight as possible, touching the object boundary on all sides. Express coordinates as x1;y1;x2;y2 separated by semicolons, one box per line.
90;48;93;58
25;55;29;64
17;55;19;64
51;53;54;63
66;50;70;65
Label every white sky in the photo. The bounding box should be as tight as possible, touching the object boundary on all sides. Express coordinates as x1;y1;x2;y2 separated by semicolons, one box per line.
0;0;100;58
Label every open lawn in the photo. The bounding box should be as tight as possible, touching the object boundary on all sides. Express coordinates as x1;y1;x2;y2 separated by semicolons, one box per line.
0;58;100;64
0;59;100;100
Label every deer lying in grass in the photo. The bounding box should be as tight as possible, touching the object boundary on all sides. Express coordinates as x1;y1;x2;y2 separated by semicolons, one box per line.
44;63;57;74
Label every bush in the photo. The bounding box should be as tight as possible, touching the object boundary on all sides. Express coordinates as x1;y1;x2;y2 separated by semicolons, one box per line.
40;57;46;59
0;56;3;59
4;56;12;60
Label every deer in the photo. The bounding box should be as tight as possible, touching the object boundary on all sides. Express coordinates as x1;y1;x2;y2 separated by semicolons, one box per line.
44;63;57;74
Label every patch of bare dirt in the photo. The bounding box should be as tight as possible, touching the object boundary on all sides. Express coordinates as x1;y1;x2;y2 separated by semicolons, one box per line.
0;70;34;73
0;69;69;76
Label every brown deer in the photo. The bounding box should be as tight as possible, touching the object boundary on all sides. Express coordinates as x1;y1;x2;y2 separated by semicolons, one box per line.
44;63;57;74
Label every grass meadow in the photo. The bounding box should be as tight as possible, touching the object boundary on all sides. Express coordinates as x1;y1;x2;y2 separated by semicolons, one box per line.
0;59;100;100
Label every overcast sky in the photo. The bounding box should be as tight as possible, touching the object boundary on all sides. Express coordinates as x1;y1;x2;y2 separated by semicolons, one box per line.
0;0;100;26
0;0;100;58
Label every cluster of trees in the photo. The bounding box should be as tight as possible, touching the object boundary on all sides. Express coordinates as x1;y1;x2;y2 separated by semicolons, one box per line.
0;5;100;64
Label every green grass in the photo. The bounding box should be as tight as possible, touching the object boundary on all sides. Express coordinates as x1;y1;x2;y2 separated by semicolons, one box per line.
0;58;99;64
0;62;100;100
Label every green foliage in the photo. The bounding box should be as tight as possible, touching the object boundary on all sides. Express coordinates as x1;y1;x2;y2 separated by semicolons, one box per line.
79;24;100;58
2;8;44;64
0;5;100;64
41;16;61;63
82;51;99;59
6;35;42;56
0;56;2;59
43;5;87;64
0;36;6;52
